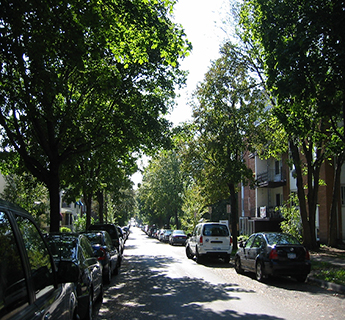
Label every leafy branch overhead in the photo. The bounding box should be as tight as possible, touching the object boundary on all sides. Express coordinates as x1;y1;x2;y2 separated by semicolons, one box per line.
0;0;191;231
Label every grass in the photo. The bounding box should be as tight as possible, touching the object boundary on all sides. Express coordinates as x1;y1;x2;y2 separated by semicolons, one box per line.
311;260;345;286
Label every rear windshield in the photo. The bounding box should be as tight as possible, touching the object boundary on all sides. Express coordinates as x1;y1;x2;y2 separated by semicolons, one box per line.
265;233;300;245
203;224;229;236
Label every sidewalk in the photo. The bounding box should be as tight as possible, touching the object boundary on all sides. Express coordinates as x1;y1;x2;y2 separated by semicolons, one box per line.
308;246;345;294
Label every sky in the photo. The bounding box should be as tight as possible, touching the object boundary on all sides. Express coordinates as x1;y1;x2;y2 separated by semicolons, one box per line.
131;0;229;187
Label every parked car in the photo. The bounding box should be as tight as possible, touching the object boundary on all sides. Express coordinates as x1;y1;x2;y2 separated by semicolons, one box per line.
157;229;166;241
185;222;233;263
234;232;311;282
116;225;125;253
122;226;130;241
0;199;78;320
169;230;187;246
81;231;120;284
161;229;172;242
88;223;124;259
45;232;103;320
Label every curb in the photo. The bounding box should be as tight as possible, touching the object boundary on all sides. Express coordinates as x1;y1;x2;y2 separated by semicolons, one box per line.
307;276;345;294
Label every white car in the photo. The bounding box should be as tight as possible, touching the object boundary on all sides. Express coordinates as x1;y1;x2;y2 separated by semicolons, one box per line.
185;222;233;263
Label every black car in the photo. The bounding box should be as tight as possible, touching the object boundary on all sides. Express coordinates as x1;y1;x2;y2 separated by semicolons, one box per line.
169;230;187;246
0;199;79;320
45;233;103;320
82;231;120;284
88;223;124;258
234;232;311;282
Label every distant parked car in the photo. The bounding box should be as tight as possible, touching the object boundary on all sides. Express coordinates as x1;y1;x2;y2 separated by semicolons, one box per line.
45;233;104;320
122;226;130;241
81;231;120;284
89;223;124;258
0;200;78;320
185;222;232;263
234;232;311;282
169;230;187;246
157;229;165;241
161;229;172;242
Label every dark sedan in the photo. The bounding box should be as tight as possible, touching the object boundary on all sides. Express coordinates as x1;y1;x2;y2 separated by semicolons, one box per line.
82;231;120;284
45;233;103;320
234;232;311;282
169;230;187;246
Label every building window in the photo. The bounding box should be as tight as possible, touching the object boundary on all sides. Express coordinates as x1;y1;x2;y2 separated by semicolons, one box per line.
276;193;281;207
275;160;280;175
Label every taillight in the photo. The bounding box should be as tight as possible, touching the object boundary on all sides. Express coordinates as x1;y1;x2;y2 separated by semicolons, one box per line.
269;248;278;260
230;236;233;245
199;235;203;244
305;249;310;260
97;248;107;261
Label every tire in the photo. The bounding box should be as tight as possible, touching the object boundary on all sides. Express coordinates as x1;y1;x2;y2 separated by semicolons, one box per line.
96;283;103;303
295;274;307;283
186;245;193;259
83;291;93;320
234;256;244;274
113;264;119;276
104;264;111;284
195;248;203;264
255;261;265;282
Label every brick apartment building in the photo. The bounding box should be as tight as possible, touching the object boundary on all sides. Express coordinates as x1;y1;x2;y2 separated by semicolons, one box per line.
239;151;345;245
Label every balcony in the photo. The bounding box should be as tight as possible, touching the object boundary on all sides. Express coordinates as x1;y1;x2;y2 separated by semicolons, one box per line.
257;169;287;188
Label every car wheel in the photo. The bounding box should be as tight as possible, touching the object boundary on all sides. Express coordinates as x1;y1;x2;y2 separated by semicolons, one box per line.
186;245;193;259
84;291;93;320
295;274;307;283
255;261;265;282
113;263;119;276
234;256;244;274
104;265;111;284
97;284;104;303
195;248;203;263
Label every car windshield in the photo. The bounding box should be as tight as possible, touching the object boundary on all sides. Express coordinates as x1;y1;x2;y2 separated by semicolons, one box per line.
173;230;185;235
203;224;229;236
46;236;77;260
83;233;102;245
265;233;300;245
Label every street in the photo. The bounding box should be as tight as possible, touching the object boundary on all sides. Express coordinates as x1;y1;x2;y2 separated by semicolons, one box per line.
94;227;345;320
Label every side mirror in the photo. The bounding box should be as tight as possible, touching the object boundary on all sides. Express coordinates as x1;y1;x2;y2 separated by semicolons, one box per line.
187;233;192;238
57;260;79;283
239;241;245;248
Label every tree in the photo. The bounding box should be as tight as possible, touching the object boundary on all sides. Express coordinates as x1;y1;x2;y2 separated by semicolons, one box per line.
0;0;191;231
186;42;268;249
138;150;185;229
240;0;345;249
0;172;49;226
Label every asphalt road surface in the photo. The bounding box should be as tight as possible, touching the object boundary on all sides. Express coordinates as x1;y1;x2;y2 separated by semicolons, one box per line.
94;227;345;320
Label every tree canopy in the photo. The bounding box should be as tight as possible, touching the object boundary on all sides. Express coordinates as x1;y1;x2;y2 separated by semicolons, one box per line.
0;0;191;231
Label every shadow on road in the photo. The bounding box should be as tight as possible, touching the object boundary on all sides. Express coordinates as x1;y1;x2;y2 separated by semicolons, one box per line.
94;254;285;320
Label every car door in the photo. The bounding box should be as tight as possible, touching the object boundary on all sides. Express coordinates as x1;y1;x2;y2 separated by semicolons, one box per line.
104;232;118;273
189;225;200;255
80;237;102;301
240;234;256;270
0;209;73;320
246;234;265;272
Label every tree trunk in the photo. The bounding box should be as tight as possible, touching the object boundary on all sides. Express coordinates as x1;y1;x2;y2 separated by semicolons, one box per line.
83;191;93;231
97;190;104;223
289;139;318;250
229;183;238;250
48;176;61;232
175;210;180;229
329;152;345;246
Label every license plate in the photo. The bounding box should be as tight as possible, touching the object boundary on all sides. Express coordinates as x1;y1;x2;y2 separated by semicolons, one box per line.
287;253;296;259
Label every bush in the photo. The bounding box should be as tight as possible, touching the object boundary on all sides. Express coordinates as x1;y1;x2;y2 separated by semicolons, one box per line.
60;226;71;233
279;193;302;242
